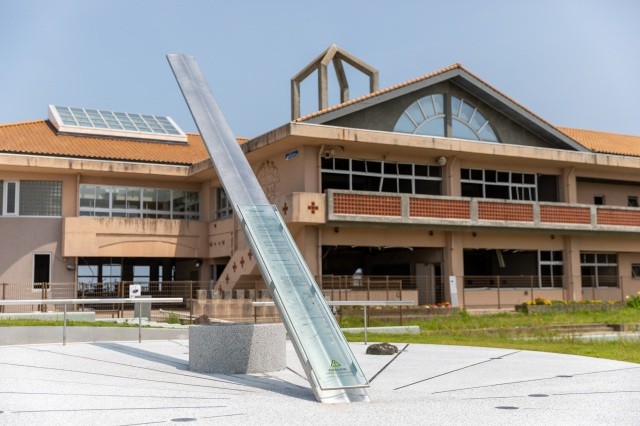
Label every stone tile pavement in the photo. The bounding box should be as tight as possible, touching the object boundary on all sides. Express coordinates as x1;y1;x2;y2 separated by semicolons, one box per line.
0;340;639;425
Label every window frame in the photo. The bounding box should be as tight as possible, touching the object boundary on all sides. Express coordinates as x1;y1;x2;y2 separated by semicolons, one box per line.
3;181;19;216
460;168;538;201
215;187;233;220
580;252;618;288
538;250;563;288
321;157;442;195
79;184;199;220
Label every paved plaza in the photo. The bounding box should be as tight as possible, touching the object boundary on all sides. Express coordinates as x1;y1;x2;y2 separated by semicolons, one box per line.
0;339;639;425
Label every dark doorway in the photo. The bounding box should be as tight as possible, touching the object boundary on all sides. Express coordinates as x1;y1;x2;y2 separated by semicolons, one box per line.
33;254;50;289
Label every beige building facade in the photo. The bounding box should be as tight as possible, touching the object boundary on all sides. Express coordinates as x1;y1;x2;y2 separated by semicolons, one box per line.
2;62;640;309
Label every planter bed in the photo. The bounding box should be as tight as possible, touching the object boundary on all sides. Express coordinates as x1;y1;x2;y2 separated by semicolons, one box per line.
340;307;460;320
516;303;624;314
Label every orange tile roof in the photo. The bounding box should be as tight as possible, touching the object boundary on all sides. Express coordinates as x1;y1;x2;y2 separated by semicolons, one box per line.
0;120;211;165
558;127;640;157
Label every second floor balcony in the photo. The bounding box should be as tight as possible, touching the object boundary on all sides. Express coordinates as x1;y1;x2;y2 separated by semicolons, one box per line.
326;189;640;234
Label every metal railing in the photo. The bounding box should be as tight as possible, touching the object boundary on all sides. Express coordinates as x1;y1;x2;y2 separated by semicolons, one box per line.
254;300;414;344
460;275;627;309
0;274;632;315
0;298;182;345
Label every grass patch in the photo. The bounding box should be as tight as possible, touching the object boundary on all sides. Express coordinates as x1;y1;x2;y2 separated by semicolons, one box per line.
341;307;640;364
0;318;139;327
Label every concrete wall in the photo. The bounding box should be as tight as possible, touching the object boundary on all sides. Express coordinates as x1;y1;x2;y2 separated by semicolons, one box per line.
0;217;74;286
577;181;640;207
63;217;209;258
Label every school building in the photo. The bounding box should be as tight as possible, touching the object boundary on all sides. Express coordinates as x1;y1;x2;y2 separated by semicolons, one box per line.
2;46;640;311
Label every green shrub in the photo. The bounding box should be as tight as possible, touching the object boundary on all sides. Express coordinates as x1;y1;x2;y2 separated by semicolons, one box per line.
626;291;640;309
167;312;181;324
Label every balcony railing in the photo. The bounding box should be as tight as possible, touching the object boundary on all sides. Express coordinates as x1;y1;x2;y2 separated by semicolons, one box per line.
326;189;640;233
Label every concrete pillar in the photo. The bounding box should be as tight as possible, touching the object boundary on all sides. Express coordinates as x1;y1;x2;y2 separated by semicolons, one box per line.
443;231;464;302
442;156;461;197
563;236;582;301
561;167;577;204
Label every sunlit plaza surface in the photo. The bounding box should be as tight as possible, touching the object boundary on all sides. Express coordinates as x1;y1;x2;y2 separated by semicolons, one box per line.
1;339;639;425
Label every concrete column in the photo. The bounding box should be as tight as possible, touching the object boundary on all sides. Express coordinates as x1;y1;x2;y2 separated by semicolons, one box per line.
444;93;452;138
563;236;582;301
443;231;464;302
442;156;460;197
561;167;577;204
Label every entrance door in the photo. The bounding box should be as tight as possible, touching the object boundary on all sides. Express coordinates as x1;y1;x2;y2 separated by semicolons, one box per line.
33;254;51;289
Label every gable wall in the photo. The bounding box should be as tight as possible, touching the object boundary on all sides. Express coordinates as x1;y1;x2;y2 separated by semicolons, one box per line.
324;81;556;149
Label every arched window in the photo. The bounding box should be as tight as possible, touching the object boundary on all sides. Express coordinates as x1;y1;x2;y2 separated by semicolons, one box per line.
394;94;499;142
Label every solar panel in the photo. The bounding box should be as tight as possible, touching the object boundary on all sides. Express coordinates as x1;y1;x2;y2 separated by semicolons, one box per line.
48;105;187;143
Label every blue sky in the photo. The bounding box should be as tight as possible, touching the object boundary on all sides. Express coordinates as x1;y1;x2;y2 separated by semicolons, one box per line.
1;0;639;138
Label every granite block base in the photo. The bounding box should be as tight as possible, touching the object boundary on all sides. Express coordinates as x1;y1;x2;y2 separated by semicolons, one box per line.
189;323;286;374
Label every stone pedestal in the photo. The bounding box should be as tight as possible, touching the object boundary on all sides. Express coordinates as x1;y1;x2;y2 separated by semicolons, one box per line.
189;323;286;374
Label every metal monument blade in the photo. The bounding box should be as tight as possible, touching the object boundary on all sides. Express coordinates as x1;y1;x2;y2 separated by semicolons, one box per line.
167;54;369;403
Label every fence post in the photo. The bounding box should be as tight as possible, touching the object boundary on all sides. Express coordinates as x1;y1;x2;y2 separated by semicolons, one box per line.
367;278;370;301
620;275;624;303
120;281;125;318
461;276;466;308
330;275;334;301
63;303;67;346
253;279;258;323
363;306;368;345
399;279;404;325
530;276;534;302
189;281;193;324
496;276;501;309
138;302;142;343
1;283;6;313
386;276;389;301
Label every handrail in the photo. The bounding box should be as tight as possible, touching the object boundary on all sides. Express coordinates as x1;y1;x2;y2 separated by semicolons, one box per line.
0;298;182;305
0;297;183;345
253;300;414;344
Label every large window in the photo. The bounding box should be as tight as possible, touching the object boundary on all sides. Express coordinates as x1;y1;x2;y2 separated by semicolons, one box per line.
394;94;499;142
581;253;618;288
77;263;122;293
460;168;559;202
321;157;442;195
215;188;233;219
539;251;563;288
461;168;537;201
463;249;563;289
79;184;199;219
0;180;61;216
